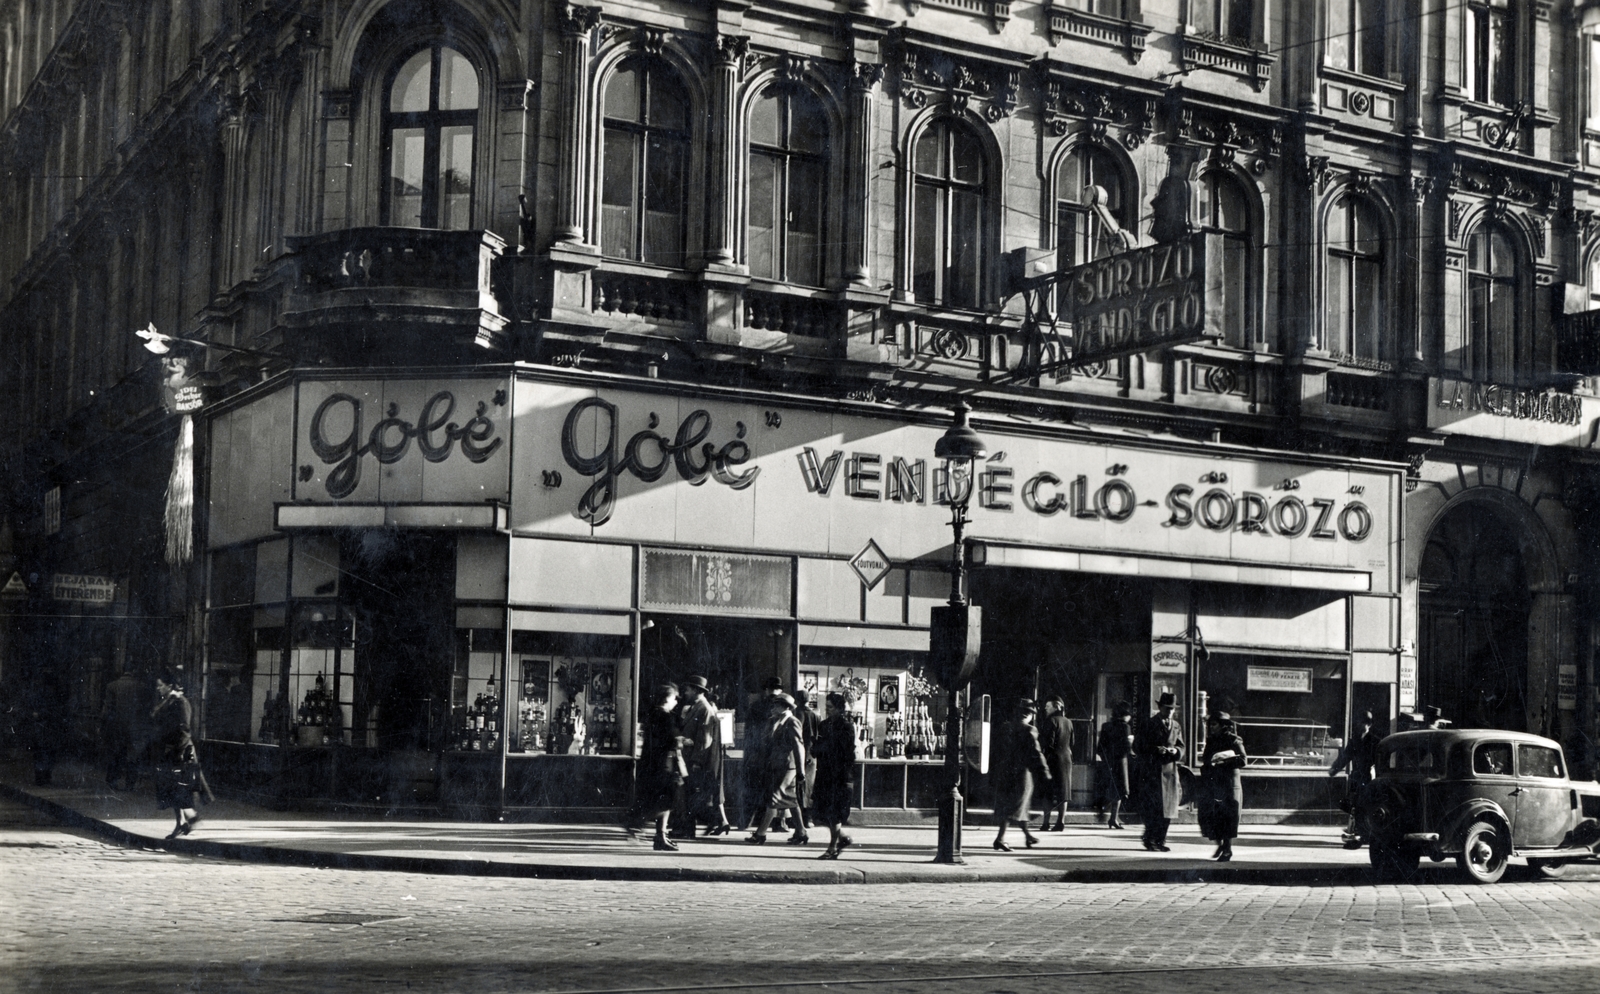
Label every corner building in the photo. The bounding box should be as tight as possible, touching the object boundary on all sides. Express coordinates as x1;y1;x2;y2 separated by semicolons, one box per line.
3;0;1598;820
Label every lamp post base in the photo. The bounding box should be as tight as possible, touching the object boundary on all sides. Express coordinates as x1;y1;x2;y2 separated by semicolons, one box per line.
934;695;965;864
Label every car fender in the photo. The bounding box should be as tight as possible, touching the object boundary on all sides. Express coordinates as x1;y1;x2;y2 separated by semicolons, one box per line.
1438;799;1512;854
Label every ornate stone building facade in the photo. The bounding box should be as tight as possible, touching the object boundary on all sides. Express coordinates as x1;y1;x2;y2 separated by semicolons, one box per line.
3;0;1598;813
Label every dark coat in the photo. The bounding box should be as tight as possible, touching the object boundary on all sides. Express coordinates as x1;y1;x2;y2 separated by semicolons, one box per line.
1133;712;1185;819
811;713;857;825
992;716;1050;824
1198;726;1247;841
680;695;724;814
1330;729;1382;786
1040;713;1073;777
637;705;684;818
150;692;198;811
1096;717;1134;801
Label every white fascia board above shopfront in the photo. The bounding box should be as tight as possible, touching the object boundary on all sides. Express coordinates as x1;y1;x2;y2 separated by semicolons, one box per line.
969;540;1373;592
276;502;506;530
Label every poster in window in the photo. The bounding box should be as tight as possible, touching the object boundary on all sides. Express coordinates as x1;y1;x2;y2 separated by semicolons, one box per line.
1246;666;1313;693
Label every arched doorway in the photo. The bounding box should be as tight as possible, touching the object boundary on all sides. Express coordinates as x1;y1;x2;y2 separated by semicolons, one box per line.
1418;502;1530;730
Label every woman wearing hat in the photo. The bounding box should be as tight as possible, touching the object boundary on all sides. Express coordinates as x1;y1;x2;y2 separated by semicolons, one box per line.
635;683;686;851
150;670;202;839
1198;708;1247;861
748;692;808;845
991;697;1050;851
812;692;858;858
1095;701;1135;830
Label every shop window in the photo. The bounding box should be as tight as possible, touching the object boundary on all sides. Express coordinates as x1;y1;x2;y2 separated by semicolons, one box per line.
508;631;633;756
1518;743;1564;779
748;86;829;287
1466;224;1519;382
1464;0;1517;107
1199;171;1253;347
382;43;479;229
799;645;941;809
250;619;285;744
1326;0;1385;76
1056;144;1131;270
448;627;505;753
1198;653;1347;770
285;603;357;747
601;61;690;267
1324;195;1385;362
1192;0;1253;44
911;119;989;310
1473;741;1513;775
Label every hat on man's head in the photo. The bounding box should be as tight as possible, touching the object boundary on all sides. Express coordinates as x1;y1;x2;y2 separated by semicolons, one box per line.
1157;691;1177;708
684;675;709;692
1421;704;1443;718
1045;696;1065;708
774;692;797;710
1359;709;1374;723
762;676;784;691
1112;700;1134;716
1016;697;1036;710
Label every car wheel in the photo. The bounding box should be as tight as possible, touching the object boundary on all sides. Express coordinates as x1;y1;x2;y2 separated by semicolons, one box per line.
1370;842;1420;883
1520;859;1568;881
1456;820;1509;884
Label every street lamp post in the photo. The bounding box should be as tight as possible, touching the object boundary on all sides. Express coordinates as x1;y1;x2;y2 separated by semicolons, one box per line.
930;401;986;864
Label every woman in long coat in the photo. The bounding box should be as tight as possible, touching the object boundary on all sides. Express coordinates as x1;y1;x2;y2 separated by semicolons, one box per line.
992;698;1050;851
636;683;685;851
1198;711;1248;860
1095;702;1135;829
150;671;201;839
811;692;857;859
747;693;808;845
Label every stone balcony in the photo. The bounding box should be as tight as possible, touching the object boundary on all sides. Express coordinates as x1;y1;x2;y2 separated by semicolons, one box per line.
280;227;510;363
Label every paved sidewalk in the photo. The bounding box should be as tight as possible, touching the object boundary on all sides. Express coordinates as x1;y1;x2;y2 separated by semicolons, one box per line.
0;756;1434;885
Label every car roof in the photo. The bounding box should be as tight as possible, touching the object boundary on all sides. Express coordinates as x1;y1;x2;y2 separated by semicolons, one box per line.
1381;729;1562;750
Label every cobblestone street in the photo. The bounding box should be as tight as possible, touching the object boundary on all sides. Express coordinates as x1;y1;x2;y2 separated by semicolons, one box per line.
4;797;1600;994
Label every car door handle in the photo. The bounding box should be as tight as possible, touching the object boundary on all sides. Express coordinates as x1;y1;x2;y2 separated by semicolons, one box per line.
1509;787;1523;796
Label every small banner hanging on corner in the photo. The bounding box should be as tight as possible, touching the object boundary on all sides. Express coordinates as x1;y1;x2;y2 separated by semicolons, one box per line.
156;344;215;566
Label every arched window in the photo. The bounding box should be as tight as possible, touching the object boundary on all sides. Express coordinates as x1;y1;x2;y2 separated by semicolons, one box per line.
601;62;690;267
1199;172;1252;347
912;120;987;309
1325;197;1384;363
1055;145;1130;270
383;44;479;229
1467;225;1518;382
749;87;828;286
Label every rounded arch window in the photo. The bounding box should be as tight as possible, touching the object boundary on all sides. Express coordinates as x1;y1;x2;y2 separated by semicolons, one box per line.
1055;144;1131;269
1466;225;1518;383
1199;172;1252;348
912;120;988;309
1325;196;1385;363
748;86;829;286
383;44;480;229
601;61;690;267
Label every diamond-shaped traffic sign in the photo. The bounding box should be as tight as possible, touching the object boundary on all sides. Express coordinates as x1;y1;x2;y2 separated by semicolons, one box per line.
848;539;893;591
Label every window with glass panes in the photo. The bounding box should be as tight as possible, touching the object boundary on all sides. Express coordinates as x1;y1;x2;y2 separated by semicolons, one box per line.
1587;31;1600;129
383;45;478;230
1056;145;1130;270
601;63;690;267
1193;0;1253;43
1326;0;1386;76
1199;173;1252;347
1467;226;1518;382
1465;0;1517;106
912;120;987;310
748;87;828;286
1325;197;1384;362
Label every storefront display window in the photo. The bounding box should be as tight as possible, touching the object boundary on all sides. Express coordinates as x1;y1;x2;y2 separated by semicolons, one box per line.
1200;652;1347;769
449;628;504;752
798;647;942;763
251;616;284;744
509;631;633;756
286;603;358;747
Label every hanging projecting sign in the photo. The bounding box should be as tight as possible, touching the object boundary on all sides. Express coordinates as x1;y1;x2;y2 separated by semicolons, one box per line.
848;539;893;591
50;574;118;605
510;379;1401;594
1427;377;1597;446
1064;232;1212;365
1246;666;1313;694
1151;645;1189;673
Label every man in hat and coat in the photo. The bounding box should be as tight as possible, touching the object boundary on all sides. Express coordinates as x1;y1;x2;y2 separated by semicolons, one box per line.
1134;691;1184;851
673;676;732;837
992;697;1050;851
1329;710;1382;848
1037;697;1073;831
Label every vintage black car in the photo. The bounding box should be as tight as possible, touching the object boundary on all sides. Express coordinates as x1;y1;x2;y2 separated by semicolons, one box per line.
1355;729;1600;883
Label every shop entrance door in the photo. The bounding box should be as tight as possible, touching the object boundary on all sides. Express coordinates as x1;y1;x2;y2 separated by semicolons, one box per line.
1418;503;1529;731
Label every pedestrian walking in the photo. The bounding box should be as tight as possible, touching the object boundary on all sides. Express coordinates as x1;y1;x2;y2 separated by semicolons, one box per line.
1198;709;1247;861
676;676;732;837
1329;710;1382;848
151;671;202;839
740;676;786;830
795;688;820;829
101;664;143;790
633;682;686;851
1096;701;1135;829
1038;697;1073;831
747;692;807;845
992;698;1050;851
812;692;857;859
1133;691;1184;852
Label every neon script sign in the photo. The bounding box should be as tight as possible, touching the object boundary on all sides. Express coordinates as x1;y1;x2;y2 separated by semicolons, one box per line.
560;397;760;526
309;391;502;499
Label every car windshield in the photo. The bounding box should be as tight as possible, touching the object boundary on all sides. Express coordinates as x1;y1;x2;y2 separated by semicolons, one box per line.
1382;741;1445;779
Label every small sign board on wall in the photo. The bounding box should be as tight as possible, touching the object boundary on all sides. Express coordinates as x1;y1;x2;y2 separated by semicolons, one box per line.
1398;656;1417;709
1151;645;1188;673
1246;666;1313;693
